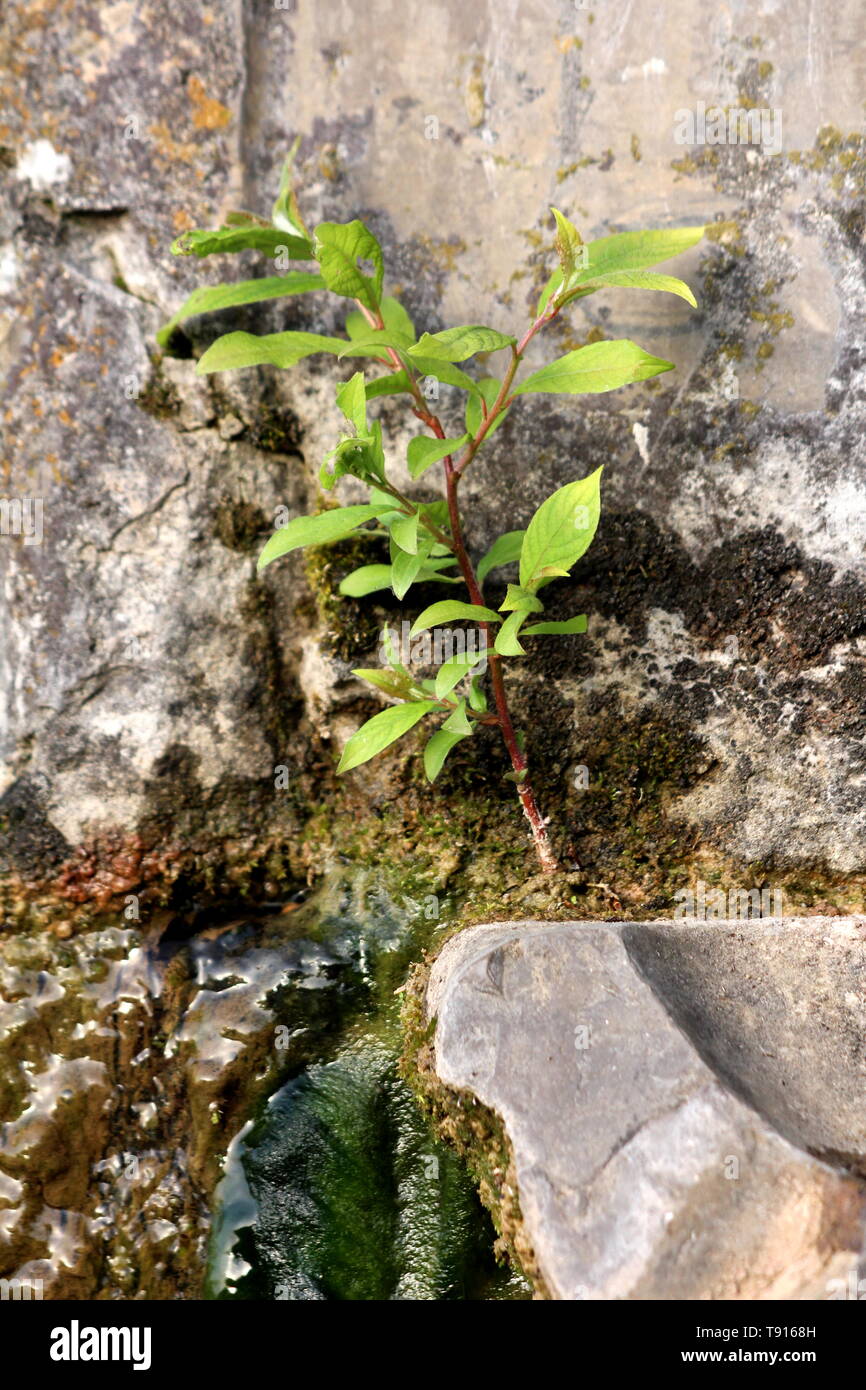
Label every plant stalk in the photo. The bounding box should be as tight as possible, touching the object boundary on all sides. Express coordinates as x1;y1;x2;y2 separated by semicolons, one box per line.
362;297;562;873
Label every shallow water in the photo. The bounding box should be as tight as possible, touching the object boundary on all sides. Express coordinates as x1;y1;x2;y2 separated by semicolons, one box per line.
0;868;529;1300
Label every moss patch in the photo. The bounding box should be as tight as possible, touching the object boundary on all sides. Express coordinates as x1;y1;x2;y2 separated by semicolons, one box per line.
399;959;548;1296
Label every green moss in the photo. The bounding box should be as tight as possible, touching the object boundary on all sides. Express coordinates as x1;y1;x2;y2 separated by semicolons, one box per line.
136;360;181;419
302;530;384;663
399;963;546;1296
213;497;268;552
246;403;303;455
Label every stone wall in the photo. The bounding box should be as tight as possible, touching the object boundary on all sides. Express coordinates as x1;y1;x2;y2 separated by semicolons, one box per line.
1;0;864;914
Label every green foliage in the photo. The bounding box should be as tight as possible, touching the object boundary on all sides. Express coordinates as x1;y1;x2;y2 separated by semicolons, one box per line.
514;341;673;397
410;601;501;635
465;378;510;439
157;272;325;349
257;504;384;572
314;219;384;311
336;701;440;773
409;326;515;362
407;434;469;479
271;137;310;240
163;160;702;853
424;728;469;782
172;222;312;262
476;530;524;584
196;330;347;374
519;468;602;589
537;220;705;315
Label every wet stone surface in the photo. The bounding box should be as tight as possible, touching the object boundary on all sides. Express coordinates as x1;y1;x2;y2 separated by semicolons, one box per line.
0;872;520;1299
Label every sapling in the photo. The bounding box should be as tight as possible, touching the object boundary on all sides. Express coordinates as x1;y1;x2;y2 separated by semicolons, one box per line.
161;146;703;874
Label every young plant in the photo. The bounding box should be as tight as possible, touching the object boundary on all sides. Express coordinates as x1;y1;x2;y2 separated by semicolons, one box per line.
161;146;703;875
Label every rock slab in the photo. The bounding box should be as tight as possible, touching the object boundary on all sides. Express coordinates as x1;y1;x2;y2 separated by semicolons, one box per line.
426;917;866;1300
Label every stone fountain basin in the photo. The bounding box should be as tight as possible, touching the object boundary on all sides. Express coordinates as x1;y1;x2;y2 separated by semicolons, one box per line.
425;916;866;1300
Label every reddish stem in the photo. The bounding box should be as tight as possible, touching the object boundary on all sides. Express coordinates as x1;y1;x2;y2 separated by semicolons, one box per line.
441;453;559;874
359;298;562;873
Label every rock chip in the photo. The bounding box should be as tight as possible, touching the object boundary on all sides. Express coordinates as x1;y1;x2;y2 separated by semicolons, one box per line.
426;917;866;1300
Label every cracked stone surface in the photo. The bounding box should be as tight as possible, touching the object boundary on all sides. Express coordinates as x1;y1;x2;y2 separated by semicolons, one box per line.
0;2;864;909
426;917;866;1300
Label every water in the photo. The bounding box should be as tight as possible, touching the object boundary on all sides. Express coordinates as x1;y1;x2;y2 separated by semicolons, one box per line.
0;867;530;1300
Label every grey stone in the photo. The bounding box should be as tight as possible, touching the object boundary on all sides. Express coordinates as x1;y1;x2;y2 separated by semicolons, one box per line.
1;1;865;900
426;917;866;1299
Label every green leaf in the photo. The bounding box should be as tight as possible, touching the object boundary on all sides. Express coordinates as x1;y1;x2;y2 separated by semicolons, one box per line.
523;615;588;635
257;504;382;573
365;370;413;400
319;422;385;490
468;676;487;712
381;295;415;340
157;272;325;349
559;269;697;309
537;225;704;315
409;326;515;362
395;555;462;591
536;267;563;316
499;583;543;613
519;468;602;590
476;530;525;584
314;219;384;312
434;651;486;699
336;371;367;434
410;356;483;398
345;296;415;342
337;701;439;773
407;433;469;480
410;601;502;636
272;137;310;239
390;510;420;555
441;700;473;735
339;565;393;597
172;226;313;260
423;729;469;783
494;610;530;656
390;544;424;600
196;330;348;375
340;556;456;601
351;667;414;699
337;329;414;359
551;206;583;280
578;224;705;279
514;340;674;397
465;378;511;441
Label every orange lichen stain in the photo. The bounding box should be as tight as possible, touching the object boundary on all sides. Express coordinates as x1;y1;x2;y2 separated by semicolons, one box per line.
58;408;73;426
173;208;194;232
188;75;231;131
31;400;43;417
148;122;198;165
555;35;583;53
